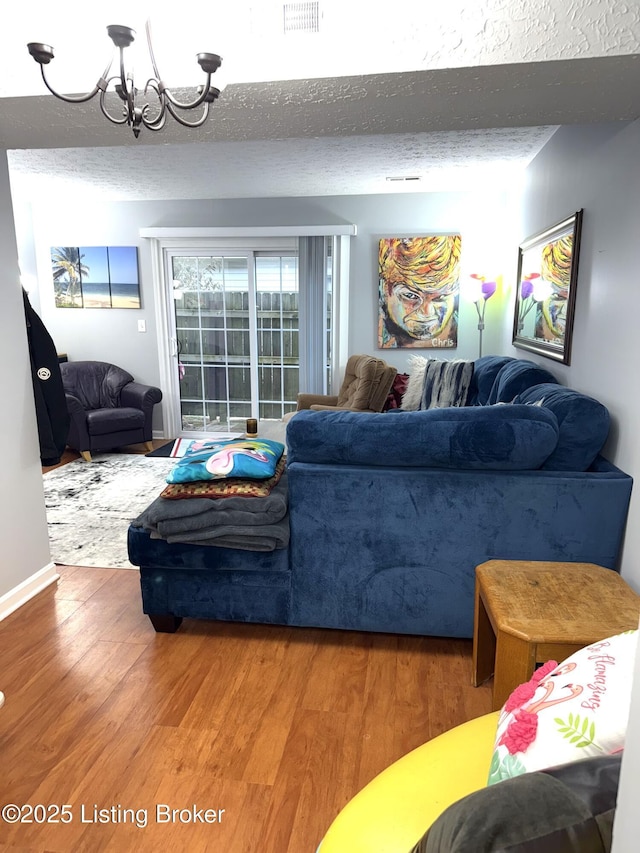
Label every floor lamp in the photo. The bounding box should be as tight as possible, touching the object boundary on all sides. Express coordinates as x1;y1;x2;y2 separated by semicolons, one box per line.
468;275;498;358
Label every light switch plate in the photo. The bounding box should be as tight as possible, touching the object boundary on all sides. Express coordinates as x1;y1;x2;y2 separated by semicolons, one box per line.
138;319;146;332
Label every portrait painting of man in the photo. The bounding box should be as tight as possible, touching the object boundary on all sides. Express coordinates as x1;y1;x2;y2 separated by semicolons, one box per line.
534;234;573;343
378;235;462;349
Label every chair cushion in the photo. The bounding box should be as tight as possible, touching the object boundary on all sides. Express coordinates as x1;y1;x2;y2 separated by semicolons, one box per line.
86;407;145;436
514;384;610;471
367;362;398;412
336;355;379;409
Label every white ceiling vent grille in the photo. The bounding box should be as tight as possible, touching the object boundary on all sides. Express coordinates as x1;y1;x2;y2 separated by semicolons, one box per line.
283;2;320;34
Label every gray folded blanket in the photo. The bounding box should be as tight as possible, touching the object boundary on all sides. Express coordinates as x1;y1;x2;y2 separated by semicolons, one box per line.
148;514;290;552
135;475;288;536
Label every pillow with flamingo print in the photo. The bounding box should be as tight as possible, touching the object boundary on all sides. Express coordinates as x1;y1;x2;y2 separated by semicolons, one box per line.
166;438;285;483
488;629;638;785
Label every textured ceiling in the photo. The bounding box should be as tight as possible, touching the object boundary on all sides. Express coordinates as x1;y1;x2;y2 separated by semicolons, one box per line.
6;127;559;201
3;0;640;202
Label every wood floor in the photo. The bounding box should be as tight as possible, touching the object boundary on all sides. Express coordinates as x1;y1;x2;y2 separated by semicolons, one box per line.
15;442;493;850
0;565;492;853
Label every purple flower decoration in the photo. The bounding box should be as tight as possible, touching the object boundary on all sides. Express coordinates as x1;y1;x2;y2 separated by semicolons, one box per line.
521;280;534;300
481;280;497;300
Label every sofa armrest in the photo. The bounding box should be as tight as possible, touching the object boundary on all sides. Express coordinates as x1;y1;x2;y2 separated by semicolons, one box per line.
296;393;339;410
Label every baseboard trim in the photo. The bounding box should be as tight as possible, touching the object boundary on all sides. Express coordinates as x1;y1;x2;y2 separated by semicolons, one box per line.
0;562;59;622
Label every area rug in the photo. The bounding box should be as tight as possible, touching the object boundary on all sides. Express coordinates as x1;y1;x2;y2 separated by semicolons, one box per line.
43;454;176;569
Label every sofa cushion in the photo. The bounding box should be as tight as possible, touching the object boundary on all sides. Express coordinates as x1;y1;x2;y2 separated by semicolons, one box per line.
468;355;514;406
286;406;559;470
487;358;559;405
514;384;610;471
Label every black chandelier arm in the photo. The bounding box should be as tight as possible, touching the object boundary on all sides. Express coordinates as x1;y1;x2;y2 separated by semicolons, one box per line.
142;109;168;132
140;79;166;127
38;58;113;104
99;86;129;125
145;20;162;81
116;48;137;119
164;99;211;129
161;74;214;111
143;17;218;112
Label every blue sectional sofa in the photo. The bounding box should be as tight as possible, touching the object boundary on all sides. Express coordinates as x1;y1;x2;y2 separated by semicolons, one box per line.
128;356;633;638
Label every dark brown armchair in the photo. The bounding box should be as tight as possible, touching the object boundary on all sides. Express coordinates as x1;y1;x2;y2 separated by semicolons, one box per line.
60;361;162;461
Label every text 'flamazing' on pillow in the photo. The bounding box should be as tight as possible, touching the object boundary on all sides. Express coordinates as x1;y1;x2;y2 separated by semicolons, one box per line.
166;438;285;484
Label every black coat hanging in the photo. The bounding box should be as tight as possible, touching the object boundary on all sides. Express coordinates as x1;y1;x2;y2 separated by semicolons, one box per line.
23;289;69;465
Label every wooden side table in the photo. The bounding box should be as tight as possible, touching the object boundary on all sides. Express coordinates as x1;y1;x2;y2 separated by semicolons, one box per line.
472;560;640;711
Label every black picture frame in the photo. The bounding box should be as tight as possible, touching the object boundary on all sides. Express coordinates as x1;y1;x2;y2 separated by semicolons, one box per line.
512;209;583;365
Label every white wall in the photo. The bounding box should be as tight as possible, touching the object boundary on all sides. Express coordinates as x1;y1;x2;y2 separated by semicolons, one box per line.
505;120;640;591
0;153;52;601
506;122;640;850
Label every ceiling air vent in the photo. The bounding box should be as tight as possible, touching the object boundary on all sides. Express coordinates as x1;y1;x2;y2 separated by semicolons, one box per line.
283;2;320;34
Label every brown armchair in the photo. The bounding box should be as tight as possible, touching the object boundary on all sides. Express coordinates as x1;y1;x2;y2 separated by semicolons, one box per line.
60;361;163;461
289;354;397;418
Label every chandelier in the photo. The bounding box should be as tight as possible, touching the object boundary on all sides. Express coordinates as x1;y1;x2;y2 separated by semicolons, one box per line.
27;21;223;138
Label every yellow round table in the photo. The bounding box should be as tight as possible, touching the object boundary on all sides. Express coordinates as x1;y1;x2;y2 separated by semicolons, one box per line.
318;712;499;853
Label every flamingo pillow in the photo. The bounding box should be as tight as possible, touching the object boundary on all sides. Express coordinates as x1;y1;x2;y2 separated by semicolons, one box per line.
166;438;285;483
488;629;638;785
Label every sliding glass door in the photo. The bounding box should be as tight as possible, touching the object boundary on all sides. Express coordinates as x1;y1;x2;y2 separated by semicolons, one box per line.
255;254;300;419
169;249;307;433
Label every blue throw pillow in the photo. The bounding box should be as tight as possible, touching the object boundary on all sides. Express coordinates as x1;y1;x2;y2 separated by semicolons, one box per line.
166;438;285;483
